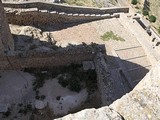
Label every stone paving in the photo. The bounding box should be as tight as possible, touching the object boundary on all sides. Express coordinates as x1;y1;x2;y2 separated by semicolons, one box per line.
119;13;160;63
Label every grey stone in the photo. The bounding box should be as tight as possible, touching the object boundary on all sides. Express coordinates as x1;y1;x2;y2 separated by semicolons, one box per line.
110;62;160;120
0;103;9;113
56;61;160;120
35;100;47;109
55;106;123;120
83;61;95;71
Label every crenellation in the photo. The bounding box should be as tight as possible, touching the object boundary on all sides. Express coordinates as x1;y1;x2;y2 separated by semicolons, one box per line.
2;1;129;26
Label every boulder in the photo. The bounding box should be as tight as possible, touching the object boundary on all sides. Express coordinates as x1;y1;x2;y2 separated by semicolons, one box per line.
35;100;47;109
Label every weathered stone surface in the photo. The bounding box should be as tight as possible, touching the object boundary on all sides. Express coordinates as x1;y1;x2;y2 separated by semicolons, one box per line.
83;61;95;71
55;106;123;120
0;0;14;55
110;62;160;120
35;100;47;109
56;61;160;120
0;103;9;113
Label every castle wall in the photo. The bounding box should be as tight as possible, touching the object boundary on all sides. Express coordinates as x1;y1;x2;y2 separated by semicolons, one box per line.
0;0;14;55
5;10;119;26
0;43;109;105
3;1;129;14
3;1;128;26
0;45;106;70
94;52;113;105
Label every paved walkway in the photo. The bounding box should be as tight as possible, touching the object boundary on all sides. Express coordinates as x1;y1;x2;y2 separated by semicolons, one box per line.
107;12;160;88
119;13;160;63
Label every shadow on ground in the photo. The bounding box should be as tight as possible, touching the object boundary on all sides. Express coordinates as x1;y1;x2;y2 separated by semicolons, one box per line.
0;32;150;119
11;33;150;105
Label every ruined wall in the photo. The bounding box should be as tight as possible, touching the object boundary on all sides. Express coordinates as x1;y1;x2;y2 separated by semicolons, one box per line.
5;9;119;26
56;61;160;120
94;52;114;105
3;1;129;14
0;45;105;70
0;0;14;55
3;1;128;26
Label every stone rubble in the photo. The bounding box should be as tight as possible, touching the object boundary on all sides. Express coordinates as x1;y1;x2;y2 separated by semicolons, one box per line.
56;61;160;120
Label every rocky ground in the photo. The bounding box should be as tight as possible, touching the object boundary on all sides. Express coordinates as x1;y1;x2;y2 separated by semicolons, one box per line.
1;0;160;119
9;10;154;104
6;9;160;119
57;59;160;120
0;68;99;119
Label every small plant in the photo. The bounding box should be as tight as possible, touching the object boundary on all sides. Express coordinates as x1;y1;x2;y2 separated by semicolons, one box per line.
58;76;69;87
18;104;32;115
149;15;156;23
69;75;81;92
18;103;23;107
36;90;39;95
131;0;138;5
63;0;99;7
26;104;32;111
40;95;46;100
142;10;149;16
69;77;81;92
56;96;61;101
35;95;40;100
109;0;117;5
18;109;23;113
29;114;35;120
32;73;46;91
101;31;125;41
2;109;11;118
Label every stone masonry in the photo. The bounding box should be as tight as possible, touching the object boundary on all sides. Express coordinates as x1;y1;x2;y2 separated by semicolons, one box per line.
0;0;14;55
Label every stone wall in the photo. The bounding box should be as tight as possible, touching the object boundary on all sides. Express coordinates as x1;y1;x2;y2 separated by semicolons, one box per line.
0;0;14;55
0;43;109;107
110;61;160;120
3;1;128;26
94;52;113;105
56;58;160;120
5;9;119;26
0;44;106;70
3;1;129;14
